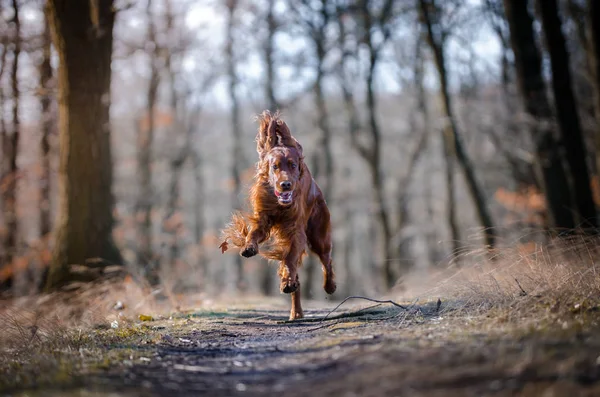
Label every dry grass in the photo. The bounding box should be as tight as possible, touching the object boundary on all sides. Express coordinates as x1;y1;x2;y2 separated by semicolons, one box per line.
399;234;600;333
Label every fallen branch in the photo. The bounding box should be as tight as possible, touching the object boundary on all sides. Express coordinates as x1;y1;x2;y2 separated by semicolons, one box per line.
321;296;409;321
279;295;412;326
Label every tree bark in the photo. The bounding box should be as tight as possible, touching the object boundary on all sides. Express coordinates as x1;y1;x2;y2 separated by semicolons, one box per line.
136;0;159;284
40;8;53;239
164;0;179;266
1;0;21;269
420;0;496;249
538;0;597;229
442;127;460;259
303;0;333;299
265;0;278;111
226;0;246;292
0;10;7;274
191;151;206;284
588;0;600;192
504;0;576;230
358;1;395;290
45;0;123;290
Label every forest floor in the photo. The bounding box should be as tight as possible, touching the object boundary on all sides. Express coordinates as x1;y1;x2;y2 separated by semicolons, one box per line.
2;289;600;397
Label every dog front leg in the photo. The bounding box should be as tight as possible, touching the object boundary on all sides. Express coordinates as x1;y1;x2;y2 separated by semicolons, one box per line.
278;247;301;294
242;218;270;258
290;277;303;320
278;259;303;320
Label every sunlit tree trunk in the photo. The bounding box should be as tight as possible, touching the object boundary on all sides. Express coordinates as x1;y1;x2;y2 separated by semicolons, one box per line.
504;0;576;230
45;0;123;290
538;0;597;229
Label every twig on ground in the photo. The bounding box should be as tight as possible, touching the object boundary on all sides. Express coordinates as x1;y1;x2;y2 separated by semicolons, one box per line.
321;296;408;321
514;278;528;296
278;296;413;326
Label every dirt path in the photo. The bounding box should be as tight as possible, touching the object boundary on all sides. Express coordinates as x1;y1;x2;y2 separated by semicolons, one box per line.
4;298;600;397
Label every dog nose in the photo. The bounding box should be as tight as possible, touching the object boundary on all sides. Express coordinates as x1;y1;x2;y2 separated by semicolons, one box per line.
280;181;291;190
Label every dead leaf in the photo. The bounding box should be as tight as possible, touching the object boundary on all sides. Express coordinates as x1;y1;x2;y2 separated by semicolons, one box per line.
219;241;229;253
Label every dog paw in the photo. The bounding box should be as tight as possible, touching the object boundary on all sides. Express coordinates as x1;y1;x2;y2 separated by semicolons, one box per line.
241;244;258;258
324;279;337;295
280;277;299;294
289;309;304;321
323;272;336;294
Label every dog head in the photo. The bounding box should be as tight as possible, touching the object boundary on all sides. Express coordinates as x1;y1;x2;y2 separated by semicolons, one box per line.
255;111;304;206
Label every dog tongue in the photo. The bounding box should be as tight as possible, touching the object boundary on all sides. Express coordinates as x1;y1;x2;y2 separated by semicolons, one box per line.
275;190;291;199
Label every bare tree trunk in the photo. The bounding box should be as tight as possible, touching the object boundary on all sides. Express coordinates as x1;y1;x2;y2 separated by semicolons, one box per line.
1;0;20;270
136;0;159;284
393;38;430;274
226;0;246;292
342;203;354;297
265;0;278;111
45;0;123;290
259;0;279;295
414;38;442;265
442;127;460;259
304;0;333;298
337;3;381;289
40;8;53;239
164;0;178;266
588;0;600;194
0;7;7;275
483;0;511;90
504;0;576;230
420;0;496;249
191;151;206;284
538;0;597;229
350;2;396;290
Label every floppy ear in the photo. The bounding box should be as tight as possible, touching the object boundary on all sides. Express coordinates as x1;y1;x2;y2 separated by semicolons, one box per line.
264;118;279;153
255;110;272;160
255;110;301;159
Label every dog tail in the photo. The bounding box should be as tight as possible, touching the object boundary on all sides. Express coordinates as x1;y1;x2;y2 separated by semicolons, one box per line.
219;212;249;253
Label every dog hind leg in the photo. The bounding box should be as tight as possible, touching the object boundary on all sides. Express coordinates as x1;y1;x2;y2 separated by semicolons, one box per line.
307;199;336;294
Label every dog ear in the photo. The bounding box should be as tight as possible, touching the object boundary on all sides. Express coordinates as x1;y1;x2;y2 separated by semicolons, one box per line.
265;118;279;153
255;110;301;159
255;110;272;160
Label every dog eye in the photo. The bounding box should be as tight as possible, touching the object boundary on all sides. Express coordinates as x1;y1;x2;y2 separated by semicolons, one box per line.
272;164;278;171
290;163;296;169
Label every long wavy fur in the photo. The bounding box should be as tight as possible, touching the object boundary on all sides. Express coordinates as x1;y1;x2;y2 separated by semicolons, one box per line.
219;111;304;261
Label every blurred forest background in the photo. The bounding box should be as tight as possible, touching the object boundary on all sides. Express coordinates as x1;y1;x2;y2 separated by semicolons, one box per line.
1;0;600;301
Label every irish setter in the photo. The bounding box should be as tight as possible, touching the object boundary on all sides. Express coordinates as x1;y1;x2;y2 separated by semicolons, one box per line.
219;111;336;320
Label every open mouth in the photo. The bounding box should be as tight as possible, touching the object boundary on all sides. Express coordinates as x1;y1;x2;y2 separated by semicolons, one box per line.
274;190;293;204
